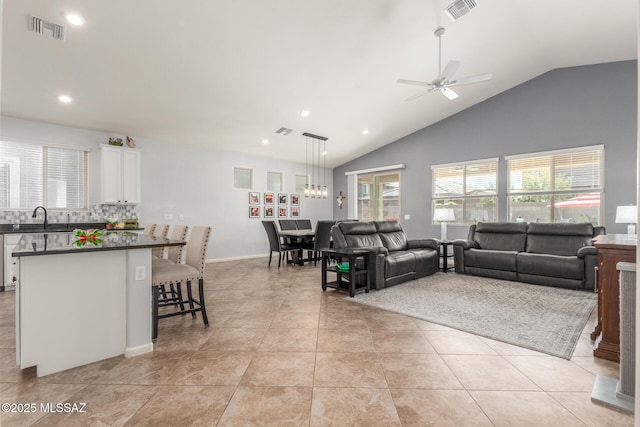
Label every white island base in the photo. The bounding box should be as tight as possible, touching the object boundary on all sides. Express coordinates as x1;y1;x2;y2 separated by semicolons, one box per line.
16;248;153;377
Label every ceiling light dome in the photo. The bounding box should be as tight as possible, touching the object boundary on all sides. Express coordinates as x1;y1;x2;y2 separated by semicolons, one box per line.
64;13;85;26
58;95;72;103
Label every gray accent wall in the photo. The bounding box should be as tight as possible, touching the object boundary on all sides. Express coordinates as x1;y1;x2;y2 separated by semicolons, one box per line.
333;60;637;240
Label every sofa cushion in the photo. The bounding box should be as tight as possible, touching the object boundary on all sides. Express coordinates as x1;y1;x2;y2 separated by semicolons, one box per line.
473;222;527;251
385;251;416;278
465;248;518;271
411;249;439;272
379;231;408;251
526;223;594;256
338;221;384;248
517;252;584;280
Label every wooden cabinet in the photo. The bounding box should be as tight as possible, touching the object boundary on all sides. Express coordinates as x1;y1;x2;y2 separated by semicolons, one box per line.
591;234;637;362
101;145;140;204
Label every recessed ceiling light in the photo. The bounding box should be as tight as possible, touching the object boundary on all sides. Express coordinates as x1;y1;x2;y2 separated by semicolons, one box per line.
262;139;269;144
300;110;310;117
64;13;85;26
322;151;327;156
58;95;72;103
362;129;369;135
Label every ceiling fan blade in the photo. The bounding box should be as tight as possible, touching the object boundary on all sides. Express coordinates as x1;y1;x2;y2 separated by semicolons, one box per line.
404;88;436;102
438;60;460;81
448;73;493;87
441;87;459;100
397;79;432;87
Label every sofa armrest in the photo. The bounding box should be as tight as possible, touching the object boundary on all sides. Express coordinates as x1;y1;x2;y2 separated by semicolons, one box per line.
452;239;478;250
357;246;389;256
577;246;597;258
407;238;439;250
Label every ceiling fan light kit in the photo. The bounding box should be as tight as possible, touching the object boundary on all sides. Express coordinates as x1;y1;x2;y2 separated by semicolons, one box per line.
397;26;492;102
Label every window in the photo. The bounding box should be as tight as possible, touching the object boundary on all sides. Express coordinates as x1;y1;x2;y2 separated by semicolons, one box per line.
0;141;88;209
233;167;252;189
267;171;283;192
507;145;603;224
358;172;400;221
295;174;308;193
431;158;498;224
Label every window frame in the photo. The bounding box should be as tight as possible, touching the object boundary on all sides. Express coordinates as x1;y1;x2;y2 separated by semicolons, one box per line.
357;171;402;222
431;158;498;225
0;139;89;210
266;170;284;192
233;167;253;190
506;145;604;225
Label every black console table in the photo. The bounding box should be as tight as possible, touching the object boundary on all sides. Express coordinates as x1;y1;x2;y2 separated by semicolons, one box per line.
321;248;370;297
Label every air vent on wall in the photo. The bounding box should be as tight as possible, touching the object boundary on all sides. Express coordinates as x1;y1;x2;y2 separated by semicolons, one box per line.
275;127;293;136
29;14;65;40
444;0;478;22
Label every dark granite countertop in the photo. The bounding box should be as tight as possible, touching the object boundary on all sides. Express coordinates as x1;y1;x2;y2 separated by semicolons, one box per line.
11;231;184;257
0;223;143;234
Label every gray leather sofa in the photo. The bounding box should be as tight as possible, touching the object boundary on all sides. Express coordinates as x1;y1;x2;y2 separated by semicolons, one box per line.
452;222;605;290
331;221;439;290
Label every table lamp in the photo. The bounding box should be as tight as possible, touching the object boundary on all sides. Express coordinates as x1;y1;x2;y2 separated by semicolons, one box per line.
615;205;637;236
433;208;455;241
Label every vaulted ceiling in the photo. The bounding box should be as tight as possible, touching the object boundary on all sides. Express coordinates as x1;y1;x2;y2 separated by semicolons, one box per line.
1;0;637;167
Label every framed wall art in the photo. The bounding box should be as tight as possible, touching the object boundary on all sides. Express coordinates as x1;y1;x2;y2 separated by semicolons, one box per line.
291;193;300;205
264;206;274;218
291;207;300;218
278;193;288;205
249;192;260;205
278;207;288;218
264;192;274;205
249;206;260;218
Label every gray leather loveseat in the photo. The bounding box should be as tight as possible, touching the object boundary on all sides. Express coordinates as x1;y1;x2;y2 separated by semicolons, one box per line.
331;221;440;290
452;222;605;290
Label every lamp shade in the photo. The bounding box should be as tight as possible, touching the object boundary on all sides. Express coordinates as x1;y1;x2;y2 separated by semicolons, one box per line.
433;208;455;222
615;206;637;224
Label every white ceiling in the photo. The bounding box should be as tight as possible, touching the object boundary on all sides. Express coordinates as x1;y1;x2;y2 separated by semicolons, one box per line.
1;0;637;167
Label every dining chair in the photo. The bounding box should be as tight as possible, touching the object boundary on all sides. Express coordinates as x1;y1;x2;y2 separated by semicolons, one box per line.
295;219;312;230
151;224;170;258
302;220;335;266
151;226;211;341
143;224;156;235
262;221;299;267
278;219;297;231
153;225;189;306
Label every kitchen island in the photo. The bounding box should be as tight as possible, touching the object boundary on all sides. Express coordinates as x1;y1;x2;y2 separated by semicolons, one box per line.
12;230;184;377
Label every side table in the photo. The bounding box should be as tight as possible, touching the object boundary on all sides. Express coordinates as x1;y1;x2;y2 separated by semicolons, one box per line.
440;241;453;272
322;248;370;297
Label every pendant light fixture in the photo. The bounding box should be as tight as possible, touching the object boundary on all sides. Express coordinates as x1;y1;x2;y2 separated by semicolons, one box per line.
303;132;328;199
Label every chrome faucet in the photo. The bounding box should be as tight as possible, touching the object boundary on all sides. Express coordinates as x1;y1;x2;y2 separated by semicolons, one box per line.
31;206;48;229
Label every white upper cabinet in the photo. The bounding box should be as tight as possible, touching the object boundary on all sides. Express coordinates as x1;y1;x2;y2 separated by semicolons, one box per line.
101;145;141;204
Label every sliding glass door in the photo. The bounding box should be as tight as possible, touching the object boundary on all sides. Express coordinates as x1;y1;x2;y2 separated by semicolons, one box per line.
357;172;400;221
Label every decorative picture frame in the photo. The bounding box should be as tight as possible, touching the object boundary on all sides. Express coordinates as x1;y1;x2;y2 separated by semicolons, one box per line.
278;207;288;218
249;206;260;218
278;193;288;205
249;192;260;205
264;206;274;218
264;192;274;205
291;207;300;218
291;193;300;205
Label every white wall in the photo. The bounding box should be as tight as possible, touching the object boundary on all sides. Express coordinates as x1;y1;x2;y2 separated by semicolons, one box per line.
0;116;334;260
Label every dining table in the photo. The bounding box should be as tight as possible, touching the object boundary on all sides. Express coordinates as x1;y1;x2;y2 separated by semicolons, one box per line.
279;229;315;265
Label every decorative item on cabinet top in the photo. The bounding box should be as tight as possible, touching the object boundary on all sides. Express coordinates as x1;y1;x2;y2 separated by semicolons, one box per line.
108;137;123;146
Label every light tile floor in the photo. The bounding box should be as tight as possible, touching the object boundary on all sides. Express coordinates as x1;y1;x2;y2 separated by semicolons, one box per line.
0;258;633;426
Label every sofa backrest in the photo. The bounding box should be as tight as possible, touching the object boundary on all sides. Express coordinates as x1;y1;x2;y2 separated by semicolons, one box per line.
337;221;384;248
526;222;595;256
472;222;527;251
374;221;408;251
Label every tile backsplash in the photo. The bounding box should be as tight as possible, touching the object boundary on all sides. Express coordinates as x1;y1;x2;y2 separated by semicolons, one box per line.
0;205;139;225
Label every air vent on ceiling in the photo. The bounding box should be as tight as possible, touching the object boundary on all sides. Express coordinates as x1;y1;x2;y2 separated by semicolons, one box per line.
275;127;293;136
443;0;478;21
29;14;65;40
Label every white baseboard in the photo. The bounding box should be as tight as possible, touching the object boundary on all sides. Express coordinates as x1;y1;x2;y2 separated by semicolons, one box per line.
206;253;268;263
125;342;154;358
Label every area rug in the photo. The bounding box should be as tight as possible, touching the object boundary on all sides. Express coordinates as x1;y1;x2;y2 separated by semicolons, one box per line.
349;273;596;359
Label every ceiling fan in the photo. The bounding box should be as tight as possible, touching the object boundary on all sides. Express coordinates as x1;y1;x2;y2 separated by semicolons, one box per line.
398;27;492;101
